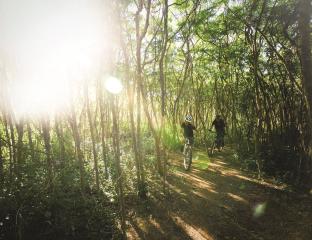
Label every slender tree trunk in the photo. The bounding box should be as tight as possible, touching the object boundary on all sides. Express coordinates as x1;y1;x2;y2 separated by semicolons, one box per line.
69;106;86;192
98;81;109;179
0;124;4;183
120;31;145;197
111;96;126;237
3;114;13;179
42;118;53;189
54;117;66;166
16;119;24;180
27;122;36;163
298;0;312;188
159;0;169;195
135;0;162;174
85;84;100;191
159;0;168;117
8;116;17;175
134;0;148;181
136;79;144;181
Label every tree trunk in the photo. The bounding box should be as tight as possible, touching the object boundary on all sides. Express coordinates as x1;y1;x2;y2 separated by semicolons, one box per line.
3;114;13;179
120;31;145;197
298;0;312;188
27;122;36;163
42;118;53;189
69;105;86;192
8;116;17;175
85;84;100;191
16;119;24;180
135;0;162;174
111;96;126;236
0;123;4;183
54;117;66;166
159;0;169;195
97;80;109;179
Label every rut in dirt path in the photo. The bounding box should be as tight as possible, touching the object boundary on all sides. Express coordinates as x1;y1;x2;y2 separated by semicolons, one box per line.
126;147;312;240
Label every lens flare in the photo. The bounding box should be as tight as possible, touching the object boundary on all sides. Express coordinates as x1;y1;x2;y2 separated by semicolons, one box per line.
104;76;123;94
253;202;267;218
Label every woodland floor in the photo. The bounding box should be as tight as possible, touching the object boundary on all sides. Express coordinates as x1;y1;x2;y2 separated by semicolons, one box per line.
125;146;312;240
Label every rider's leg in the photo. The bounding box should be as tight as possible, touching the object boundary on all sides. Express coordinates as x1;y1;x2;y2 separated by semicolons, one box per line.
216;131;222;152
220;131;225;150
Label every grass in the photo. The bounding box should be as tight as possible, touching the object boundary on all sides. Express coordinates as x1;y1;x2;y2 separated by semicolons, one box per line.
192;151;211;170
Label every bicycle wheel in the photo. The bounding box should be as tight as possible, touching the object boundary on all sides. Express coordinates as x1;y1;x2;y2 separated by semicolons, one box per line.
183;146;192;170
216;138;222;151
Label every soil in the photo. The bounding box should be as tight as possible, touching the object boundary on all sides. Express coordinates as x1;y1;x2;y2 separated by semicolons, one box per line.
126;146;312;240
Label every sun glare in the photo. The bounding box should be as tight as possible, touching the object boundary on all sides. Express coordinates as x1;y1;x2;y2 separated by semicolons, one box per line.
0;0;117;118
104;76;123;95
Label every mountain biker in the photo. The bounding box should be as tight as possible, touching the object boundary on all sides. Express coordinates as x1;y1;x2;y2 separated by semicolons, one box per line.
210;115;226;151
181;114;196;147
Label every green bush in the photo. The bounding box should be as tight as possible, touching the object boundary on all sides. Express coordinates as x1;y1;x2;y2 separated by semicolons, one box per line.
0;165;121;240
162;124;182;151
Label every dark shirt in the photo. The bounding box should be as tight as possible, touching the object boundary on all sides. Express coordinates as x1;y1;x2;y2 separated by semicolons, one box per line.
212;118;225;132
181;122;196;138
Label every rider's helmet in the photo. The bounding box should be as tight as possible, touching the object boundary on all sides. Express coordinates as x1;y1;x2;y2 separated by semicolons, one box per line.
185;114;193;122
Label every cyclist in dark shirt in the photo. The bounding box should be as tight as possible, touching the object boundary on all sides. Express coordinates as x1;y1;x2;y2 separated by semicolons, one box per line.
210;115;226;150
181;114;196;145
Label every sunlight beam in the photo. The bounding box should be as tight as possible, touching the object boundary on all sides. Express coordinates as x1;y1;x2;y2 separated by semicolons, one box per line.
0;0;118;118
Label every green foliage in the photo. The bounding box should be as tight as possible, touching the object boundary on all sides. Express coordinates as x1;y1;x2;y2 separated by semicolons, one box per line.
192;152;211;170
0;170;120;240
162;124;182;151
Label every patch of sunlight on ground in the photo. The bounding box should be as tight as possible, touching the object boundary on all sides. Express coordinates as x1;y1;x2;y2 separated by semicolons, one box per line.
209;159;287;191
167;182;189;196
218;203;232;211
171;214;214;240
193;190;210;199
174;171;218;194
209;162;228;169
223;170;286;190
131;217;148;235
227;192;248;204
193;151;211;170
148;217;165;234
213;160;228;165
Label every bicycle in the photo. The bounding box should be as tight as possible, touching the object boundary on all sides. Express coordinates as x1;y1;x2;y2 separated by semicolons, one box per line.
183;138;193;170
208;130;223;156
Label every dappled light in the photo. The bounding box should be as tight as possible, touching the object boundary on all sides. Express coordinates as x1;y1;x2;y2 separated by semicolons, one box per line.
227;193;248;204
171;215;215;240
253;202;267;218
173;171;218;193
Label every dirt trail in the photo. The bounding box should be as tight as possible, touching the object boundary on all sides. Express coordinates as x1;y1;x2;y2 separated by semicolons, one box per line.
126;147;312;240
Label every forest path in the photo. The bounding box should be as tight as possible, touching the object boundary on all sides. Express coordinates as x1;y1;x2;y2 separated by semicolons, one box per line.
126;146;312;240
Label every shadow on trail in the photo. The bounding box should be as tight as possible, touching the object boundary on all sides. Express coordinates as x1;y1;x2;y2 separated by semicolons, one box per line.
126;147;312;240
